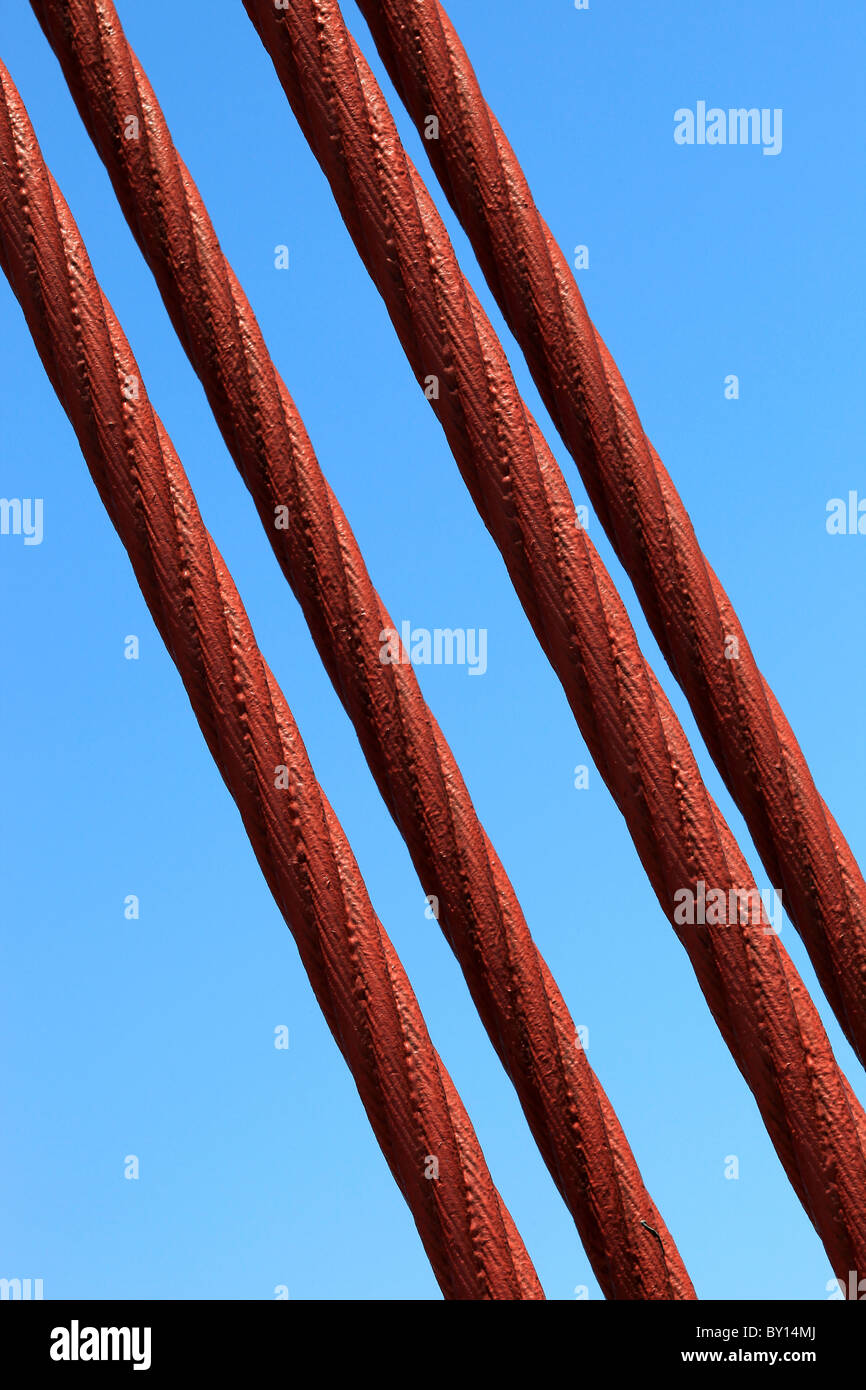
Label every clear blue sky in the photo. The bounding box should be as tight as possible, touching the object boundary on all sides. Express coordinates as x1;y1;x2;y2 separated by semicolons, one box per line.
1;0;864;1300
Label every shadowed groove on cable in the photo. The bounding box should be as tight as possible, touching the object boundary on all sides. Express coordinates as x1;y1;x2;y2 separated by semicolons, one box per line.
240;0;866;1282
30;0;696;1300
0;58;545;1302
352;0;866;1070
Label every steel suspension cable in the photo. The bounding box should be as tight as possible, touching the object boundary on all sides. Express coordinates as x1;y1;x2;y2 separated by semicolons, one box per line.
353;0;866;1068
241;0;866;1279
0;58;544;1302
29;0;695;1300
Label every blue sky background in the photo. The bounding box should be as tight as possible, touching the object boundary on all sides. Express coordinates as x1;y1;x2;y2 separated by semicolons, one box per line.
1;0;864;1300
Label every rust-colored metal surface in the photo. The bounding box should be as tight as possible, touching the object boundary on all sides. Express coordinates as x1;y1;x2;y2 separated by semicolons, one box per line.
243;0;866;1279
0;58;545;1302
354;0;866;1070
29;0;695;1301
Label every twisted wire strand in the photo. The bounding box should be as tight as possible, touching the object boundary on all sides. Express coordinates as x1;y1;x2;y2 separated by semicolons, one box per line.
351;0;866;1069
30;0;696;1299
241;0;866;1278
0;58;545;1302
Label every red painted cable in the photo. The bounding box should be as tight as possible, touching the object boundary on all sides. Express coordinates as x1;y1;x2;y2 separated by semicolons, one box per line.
0;58;544;1302
242;0;866;1280
353;0;866;1069
29;0;696;1300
